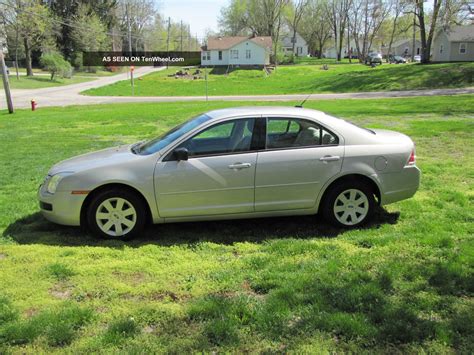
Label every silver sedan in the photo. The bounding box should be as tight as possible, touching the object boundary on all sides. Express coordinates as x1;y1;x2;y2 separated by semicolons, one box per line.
38;107;420;239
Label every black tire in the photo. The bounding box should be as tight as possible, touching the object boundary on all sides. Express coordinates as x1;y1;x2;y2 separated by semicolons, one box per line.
322;181;375;228
86;188;146;240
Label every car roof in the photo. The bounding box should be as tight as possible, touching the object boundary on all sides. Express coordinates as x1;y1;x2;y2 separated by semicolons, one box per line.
206;106;328;120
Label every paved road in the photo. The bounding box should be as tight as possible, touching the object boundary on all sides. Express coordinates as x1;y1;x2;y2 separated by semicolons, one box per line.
1;66;473;109
0;66;164;109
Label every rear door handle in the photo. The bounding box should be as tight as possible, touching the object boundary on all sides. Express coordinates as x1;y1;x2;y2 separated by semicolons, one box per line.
228;162;252;170
319;155;340;162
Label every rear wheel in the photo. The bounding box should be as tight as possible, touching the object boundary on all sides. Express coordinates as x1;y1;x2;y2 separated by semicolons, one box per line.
86;189;146;239
322;181;375;228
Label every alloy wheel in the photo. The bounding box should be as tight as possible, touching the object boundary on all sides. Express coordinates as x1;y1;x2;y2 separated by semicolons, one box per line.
333;189;369;226
95;197;137;237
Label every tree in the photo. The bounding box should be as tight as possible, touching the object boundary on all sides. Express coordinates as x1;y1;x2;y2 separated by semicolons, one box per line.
40;52;72;80
70;4;108;69
414;0;442;63
47;0;117;59
349;0;391;62
287;0;309;54
384;0;410;61
16;1;57;76
299;0;332;57
325;0;352;61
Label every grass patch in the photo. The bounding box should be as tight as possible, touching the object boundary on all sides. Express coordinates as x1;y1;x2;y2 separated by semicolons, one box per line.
7;75;95;89
0;96;473;352
83;62;474;96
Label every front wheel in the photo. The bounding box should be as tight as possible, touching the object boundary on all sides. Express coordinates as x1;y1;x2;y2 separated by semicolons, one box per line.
322;182;375;228
86;189;146;239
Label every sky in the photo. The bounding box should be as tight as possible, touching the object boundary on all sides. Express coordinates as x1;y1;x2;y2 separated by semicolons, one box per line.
160;0;229;39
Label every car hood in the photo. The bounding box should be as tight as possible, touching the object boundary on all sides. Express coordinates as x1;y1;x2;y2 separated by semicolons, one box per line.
49;144;139;175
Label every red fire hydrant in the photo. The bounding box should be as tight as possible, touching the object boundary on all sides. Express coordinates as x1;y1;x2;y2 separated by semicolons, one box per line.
31;99;36;111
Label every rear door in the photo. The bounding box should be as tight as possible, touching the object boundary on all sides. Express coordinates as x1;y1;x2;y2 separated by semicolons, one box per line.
255;116;344;211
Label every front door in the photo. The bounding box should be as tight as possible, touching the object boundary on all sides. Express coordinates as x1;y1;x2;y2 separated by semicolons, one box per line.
255;117;344;211
154;117;258;218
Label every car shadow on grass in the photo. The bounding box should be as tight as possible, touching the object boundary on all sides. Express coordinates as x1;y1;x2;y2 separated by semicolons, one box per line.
3;207;399;248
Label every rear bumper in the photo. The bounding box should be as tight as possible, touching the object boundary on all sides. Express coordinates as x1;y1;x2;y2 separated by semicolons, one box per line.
37;186;85;226
379;166;421;205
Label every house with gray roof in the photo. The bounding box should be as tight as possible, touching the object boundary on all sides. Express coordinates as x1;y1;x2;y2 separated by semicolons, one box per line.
432;25;474;62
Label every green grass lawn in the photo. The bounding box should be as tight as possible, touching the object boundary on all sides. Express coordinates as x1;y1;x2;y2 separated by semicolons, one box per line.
7;75;96;90
0;96;473;353
83;62;474;97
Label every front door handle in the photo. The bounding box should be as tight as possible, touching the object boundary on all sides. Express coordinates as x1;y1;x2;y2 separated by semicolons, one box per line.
228;162;252;170
319;155;340;162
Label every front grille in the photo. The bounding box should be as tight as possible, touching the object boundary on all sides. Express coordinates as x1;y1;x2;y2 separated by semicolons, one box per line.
39;201;53;211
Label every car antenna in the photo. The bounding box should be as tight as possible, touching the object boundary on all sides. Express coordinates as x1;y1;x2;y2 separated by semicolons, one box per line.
295;92;312;108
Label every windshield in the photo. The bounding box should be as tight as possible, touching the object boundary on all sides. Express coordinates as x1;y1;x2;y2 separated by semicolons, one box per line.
136;114;212;155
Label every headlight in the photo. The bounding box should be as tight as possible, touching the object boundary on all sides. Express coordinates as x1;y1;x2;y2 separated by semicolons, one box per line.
46;173;73;194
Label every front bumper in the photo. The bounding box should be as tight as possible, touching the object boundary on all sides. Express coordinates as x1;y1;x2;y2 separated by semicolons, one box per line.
379;166;421;205
38;185;86;226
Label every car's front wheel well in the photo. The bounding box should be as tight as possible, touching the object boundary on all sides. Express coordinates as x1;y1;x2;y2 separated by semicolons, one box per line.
319;174;381;209
80;183;152;228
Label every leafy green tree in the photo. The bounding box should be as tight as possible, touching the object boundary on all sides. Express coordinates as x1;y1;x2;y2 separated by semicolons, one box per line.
40;52;72;80
70;4;109;70
16;0;57;76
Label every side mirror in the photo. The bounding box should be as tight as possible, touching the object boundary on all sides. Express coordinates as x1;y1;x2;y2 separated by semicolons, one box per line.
174;147;189;161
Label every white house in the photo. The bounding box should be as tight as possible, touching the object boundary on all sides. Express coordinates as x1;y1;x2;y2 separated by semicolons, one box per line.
324;39;381;59
201;36;272;67
281;32;309;56
381;39;422;57
432;25;474;62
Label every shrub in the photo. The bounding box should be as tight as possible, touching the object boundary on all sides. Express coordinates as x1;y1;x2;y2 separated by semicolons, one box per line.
46;263;75;281
40;52;72;80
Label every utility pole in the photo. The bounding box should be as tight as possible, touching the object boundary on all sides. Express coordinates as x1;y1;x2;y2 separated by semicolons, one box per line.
180;20;183;52
126;3;132;79
411;8;416;62
166;17;171;69
0;49;14;113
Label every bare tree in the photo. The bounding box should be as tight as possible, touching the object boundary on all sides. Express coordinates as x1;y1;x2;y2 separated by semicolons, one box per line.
325;0;352;61
288;0;309;54
414;0;442;63
299;0;332;57
349;0;391;62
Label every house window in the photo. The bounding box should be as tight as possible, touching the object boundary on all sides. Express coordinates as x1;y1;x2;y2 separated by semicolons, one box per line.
202;51;210;60
459;43;467;54
231;50;239;59
440;45;443;54
218;51;222;60
246;49;251;59
297;47;302;55
417;47;420;55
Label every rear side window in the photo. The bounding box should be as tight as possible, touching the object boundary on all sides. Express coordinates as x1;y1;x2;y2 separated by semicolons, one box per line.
266;117;338;149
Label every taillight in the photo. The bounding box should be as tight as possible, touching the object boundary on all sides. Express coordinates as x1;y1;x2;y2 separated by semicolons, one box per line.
407;149;416;166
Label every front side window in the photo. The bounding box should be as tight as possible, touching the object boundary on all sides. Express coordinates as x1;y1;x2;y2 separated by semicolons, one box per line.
138;114;213;155
218;51;222;60
459;43;467;54
246;49;251;59
202;51;210;60
440;45;443;53
177;118;256;157
266;117;338;149
231;50;239;59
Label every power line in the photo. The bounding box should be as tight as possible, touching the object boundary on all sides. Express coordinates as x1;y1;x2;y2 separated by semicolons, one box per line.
0;0;206;46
